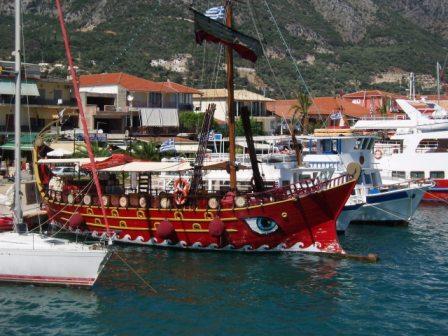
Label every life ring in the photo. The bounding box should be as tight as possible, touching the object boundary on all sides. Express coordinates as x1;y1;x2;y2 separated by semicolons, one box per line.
374;149;383;160
173;178;190;206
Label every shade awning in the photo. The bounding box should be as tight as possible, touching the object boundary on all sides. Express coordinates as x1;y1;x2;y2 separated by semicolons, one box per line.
0;133;38;151
140;108;179;127
38;157;109;164
98;161;192;173
0;79;39;96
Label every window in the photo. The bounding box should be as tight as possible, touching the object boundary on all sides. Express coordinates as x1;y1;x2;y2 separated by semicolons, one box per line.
364;173;372;185
392;171;405;179
430;171;445;179
410;171;425;179
371;173;379;186
53;89;62;102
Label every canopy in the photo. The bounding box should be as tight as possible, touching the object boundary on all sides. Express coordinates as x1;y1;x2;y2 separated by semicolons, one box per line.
38;157;108;164
192;8;262;63
81;154;135;171
140;108;179;127
0;79;39;96
98;161;192;173
0;133;38;151
46;148;73;157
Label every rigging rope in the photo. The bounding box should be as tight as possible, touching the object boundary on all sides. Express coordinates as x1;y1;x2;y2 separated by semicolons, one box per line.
262;0;326;127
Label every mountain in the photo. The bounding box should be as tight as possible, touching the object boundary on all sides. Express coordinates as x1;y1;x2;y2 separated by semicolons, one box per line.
0;0;447;98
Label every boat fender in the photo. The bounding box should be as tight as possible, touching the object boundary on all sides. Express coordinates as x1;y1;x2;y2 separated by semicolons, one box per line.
235;196;247;208
67;193;75;204
102;195;110;207
157;219;174;239
83;194;92;206
208;197;219;209
119;196;129;208
209;217;225;237
374;149;382;160
139;196;147;208
160;197;171;209
69;212;85;230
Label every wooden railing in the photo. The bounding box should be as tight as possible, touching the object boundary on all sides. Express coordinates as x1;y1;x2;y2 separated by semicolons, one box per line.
46;173;354;209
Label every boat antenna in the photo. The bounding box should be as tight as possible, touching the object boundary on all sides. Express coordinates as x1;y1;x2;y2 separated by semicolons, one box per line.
225;0;237;191
13;0;26;234
55;0;112;244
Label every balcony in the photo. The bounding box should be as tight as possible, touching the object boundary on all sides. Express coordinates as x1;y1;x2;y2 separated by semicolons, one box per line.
3;96;77;106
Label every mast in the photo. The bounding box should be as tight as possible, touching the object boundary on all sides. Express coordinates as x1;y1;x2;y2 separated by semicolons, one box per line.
55;0;112;242
226;1;237;191
14;0;26;233
436;62;441;104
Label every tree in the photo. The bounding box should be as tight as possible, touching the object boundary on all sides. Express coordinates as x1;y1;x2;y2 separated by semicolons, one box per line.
376;97;388;116
235;117;264;136
288;91;312;165
72;142;111;158
131;141;160;160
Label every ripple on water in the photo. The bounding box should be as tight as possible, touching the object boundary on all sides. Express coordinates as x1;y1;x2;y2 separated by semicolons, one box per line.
0;205;447;336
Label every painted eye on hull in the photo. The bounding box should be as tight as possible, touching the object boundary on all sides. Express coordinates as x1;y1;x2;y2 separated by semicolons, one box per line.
244;217;278;235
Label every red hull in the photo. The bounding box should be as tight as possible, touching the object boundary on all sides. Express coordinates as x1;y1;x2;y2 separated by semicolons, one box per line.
423;179;448;202
43;178;356;254
0;274;95;287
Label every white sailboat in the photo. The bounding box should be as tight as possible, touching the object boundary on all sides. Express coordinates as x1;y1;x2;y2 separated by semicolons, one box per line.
0;0;109;287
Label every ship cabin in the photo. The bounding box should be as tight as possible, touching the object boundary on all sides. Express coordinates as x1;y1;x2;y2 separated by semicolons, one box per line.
296;134;384;198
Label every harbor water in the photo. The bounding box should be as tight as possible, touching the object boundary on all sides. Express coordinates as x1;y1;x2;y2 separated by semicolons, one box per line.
0;204;447;336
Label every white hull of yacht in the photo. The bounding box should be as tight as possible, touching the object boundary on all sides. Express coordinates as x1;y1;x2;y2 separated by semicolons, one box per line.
0;232;109;287
337;187;427;232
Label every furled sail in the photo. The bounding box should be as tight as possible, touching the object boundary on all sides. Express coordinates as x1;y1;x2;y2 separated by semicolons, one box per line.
191;8;262;63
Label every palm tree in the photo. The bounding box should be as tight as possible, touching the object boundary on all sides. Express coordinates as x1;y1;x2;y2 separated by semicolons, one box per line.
131;141;160;160
288;91;312;165
72;142;111;158
376;97;388;116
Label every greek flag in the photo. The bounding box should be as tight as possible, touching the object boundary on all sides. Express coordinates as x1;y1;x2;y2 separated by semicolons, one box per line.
160;138;175;152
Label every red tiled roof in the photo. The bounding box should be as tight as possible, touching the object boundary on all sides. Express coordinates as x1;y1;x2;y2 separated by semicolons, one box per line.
79;72;199;94
162;81;201;94
342;90;398;99
266;97;371;119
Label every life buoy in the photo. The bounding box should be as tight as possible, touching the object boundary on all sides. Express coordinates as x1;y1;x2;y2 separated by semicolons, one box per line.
173;178;190;205
374;149;383;160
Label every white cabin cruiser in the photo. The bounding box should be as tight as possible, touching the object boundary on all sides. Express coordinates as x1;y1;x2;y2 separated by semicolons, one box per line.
353;99;448;202
296;133;431;232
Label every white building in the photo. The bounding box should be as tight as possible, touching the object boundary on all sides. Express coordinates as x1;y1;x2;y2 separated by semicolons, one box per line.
193;88;275;133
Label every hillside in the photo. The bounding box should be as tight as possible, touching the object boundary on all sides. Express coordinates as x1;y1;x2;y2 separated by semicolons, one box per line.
0;0;447;98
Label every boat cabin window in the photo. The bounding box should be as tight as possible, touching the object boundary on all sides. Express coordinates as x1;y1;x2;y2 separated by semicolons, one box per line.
321;139;341;154
410;171;425;179
364;173;372;185
392;171;405;179
354;138;375;151
371;172;379;186
416;139;448;153
430;171;445;179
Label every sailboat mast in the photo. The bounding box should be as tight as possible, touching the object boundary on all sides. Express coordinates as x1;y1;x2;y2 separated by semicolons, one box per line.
226;1;237;191
436;62;441;104
14;0;24;233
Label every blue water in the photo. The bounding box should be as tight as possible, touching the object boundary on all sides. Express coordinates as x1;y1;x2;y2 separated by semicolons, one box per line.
1;205;447;336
